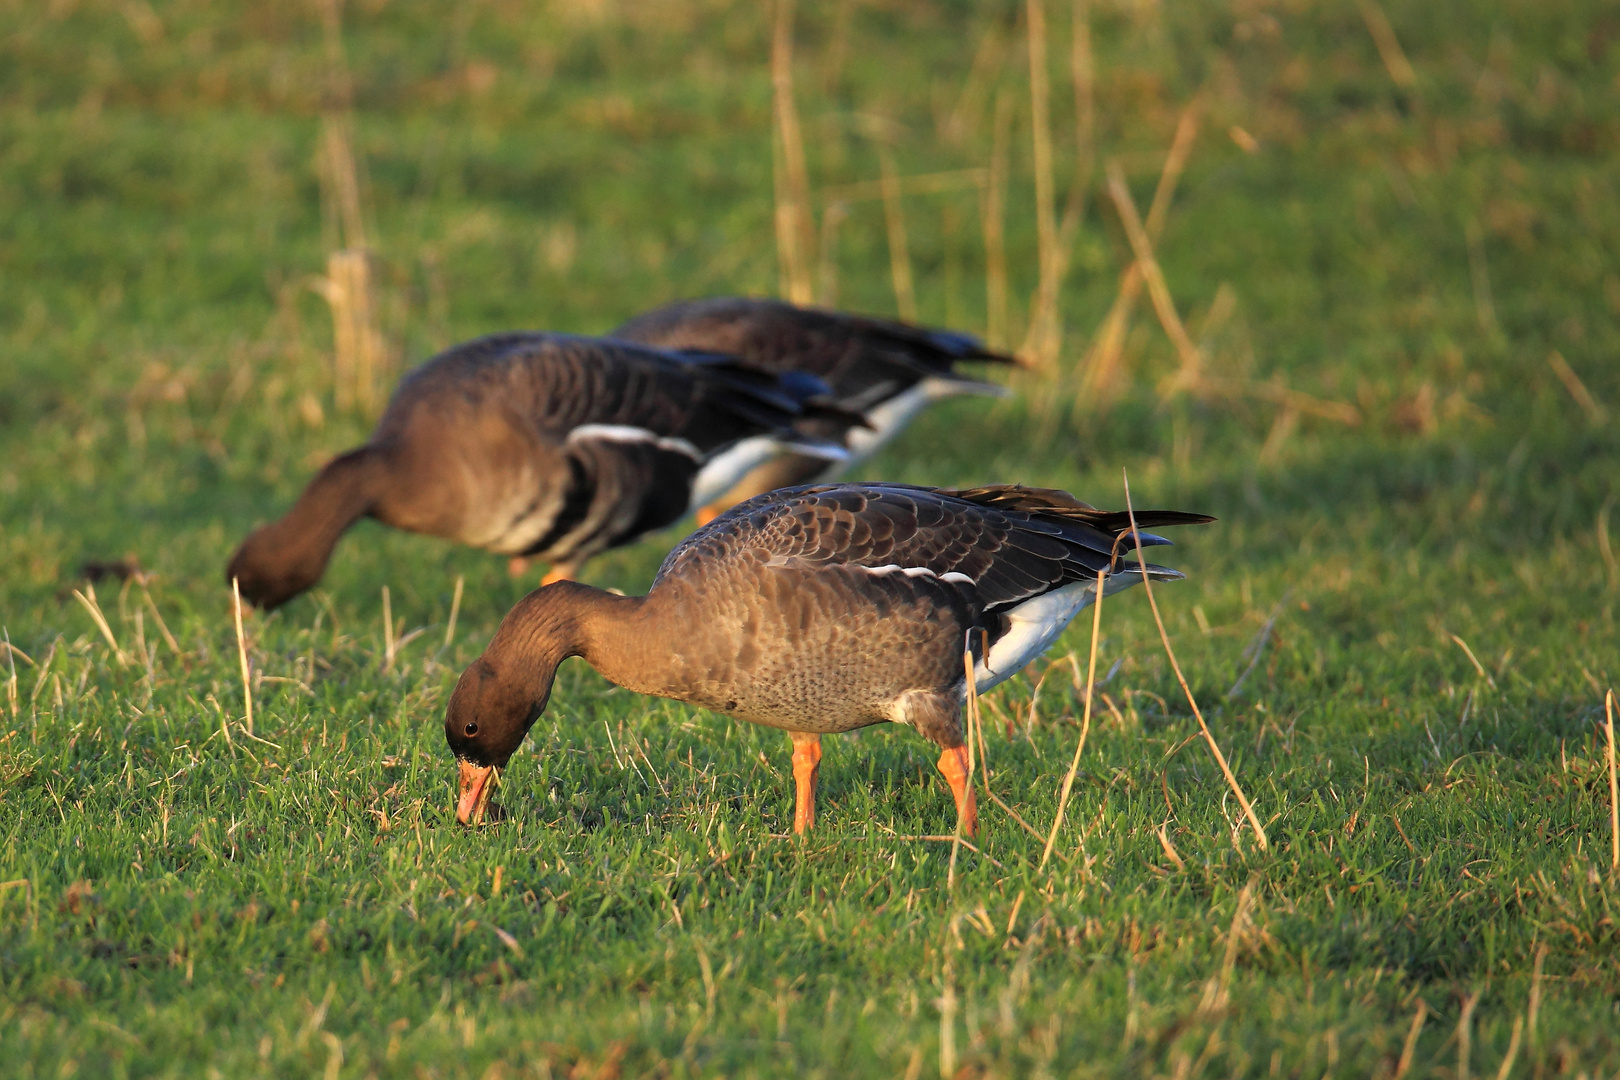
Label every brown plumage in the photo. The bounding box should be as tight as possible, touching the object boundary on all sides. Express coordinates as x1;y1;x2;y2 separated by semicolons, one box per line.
446;482;1212;834
226;332;848;609
612;298;1019;517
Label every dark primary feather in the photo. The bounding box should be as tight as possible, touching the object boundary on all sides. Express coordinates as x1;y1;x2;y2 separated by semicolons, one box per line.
655;482;1213;617
612;297;1017;410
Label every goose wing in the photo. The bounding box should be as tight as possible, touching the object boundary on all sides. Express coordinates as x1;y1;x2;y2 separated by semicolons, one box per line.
388;331;841;455
654;482;1212;613
612;297;1017;412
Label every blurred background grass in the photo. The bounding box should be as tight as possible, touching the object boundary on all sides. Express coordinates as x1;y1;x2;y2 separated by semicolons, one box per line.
2;1;1619;1076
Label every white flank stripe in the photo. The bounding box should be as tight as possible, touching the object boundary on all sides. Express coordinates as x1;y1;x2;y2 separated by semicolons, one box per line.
568;424;701;460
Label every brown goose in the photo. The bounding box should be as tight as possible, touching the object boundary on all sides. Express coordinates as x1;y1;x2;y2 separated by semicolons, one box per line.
612;298;1019;520
226;333;850;609
446;482;1211;834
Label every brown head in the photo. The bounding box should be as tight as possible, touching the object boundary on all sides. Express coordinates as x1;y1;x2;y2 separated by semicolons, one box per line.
226;448;384;610
446;583;591;824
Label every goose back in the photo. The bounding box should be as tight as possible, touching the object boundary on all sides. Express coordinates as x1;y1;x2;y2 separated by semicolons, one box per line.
640;483;1211;733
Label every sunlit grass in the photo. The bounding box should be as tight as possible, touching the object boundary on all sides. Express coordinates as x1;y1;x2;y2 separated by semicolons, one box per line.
3;1;1619;1076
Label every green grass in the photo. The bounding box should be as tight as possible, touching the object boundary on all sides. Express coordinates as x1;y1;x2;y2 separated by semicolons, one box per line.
3;0;1620;1076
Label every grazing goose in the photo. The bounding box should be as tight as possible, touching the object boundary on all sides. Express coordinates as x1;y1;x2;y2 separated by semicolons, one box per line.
227;333;850;609
446;482;1211;834
612;298;1019;520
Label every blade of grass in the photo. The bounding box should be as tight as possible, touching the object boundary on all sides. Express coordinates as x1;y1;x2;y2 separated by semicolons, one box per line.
72;585;129;668
1082;104;1199;399
879;145;917;323
444;574;463;648
771;0;815;305
1605;689;1617;872
1123;470;1267;850
1041;568;1105;870
232;577;253;735
1106;163;1204;392
981;91;1012;350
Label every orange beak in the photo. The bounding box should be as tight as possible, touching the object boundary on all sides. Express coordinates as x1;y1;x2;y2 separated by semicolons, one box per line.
456;760;497;825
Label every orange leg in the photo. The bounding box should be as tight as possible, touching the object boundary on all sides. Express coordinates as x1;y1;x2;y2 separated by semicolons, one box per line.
790;732;822;834
507;556;532;578
540;562;576;586
694;505;724;527
936;746;979;838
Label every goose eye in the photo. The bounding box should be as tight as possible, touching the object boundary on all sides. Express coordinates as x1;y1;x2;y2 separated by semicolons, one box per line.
465;721;479;736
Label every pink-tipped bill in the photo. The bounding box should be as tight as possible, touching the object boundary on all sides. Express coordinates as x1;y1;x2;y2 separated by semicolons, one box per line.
457;760;497;825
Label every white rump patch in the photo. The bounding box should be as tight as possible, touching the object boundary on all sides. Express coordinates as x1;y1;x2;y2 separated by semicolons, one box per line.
972;570;1169;692
689;435;780;508
568;424;701;460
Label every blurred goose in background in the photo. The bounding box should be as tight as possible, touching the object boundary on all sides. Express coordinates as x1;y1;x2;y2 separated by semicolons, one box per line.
612;298;1020;521
226;333;853;610
446;482;1211;834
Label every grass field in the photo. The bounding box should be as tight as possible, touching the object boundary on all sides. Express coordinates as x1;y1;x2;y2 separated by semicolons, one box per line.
3;1;1620;1076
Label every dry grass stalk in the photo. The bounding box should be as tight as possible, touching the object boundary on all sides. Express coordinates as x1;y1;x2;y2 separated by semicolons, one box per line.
1493;1016;1525;1080
1105;161;1204;391
1123;471;1268;849
139;585;182;656
1394;1000;1428;1080
1358;0;1418;91
1546;351;1608;424
1198;879;1256;1016
445;574;464;648
1457;990;1480;1080
1040;569;1106;870
1597;500;1618;590
981;91;1013;349
382;585;396;672
819;168;987;205
1528;944;1547;1041
771;0;815;305
231;578;253;735
938;915;960;1078
943;25;1005;144
971;695;1058;851
72;585;128;668
950;640;982;893
1020;0;1059;370
1199;376;1361;427
1082;104;1200;399
3;630;17;720
1465;220;1499;337
318;248;388;415
1071;0;1094;159
1605;689;1617;872
1260;405;1300;465
878;147;918;322
321;112;367;253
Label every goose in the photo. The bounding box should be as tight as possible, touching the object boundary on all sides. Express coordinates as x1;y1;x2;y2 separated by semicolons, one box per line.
226;332;852;610
445;482;1211;834
611;298;1019;521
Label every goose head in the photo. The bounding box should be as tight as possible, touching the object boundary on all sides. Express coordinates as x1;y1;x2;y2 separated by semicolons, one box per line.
446;585;584;824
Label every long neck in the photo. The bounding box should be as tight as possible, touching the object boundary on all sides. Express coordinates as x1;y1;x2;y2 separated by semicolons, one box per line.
289;447;385;551
500;582;668;699
229;446;390;607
